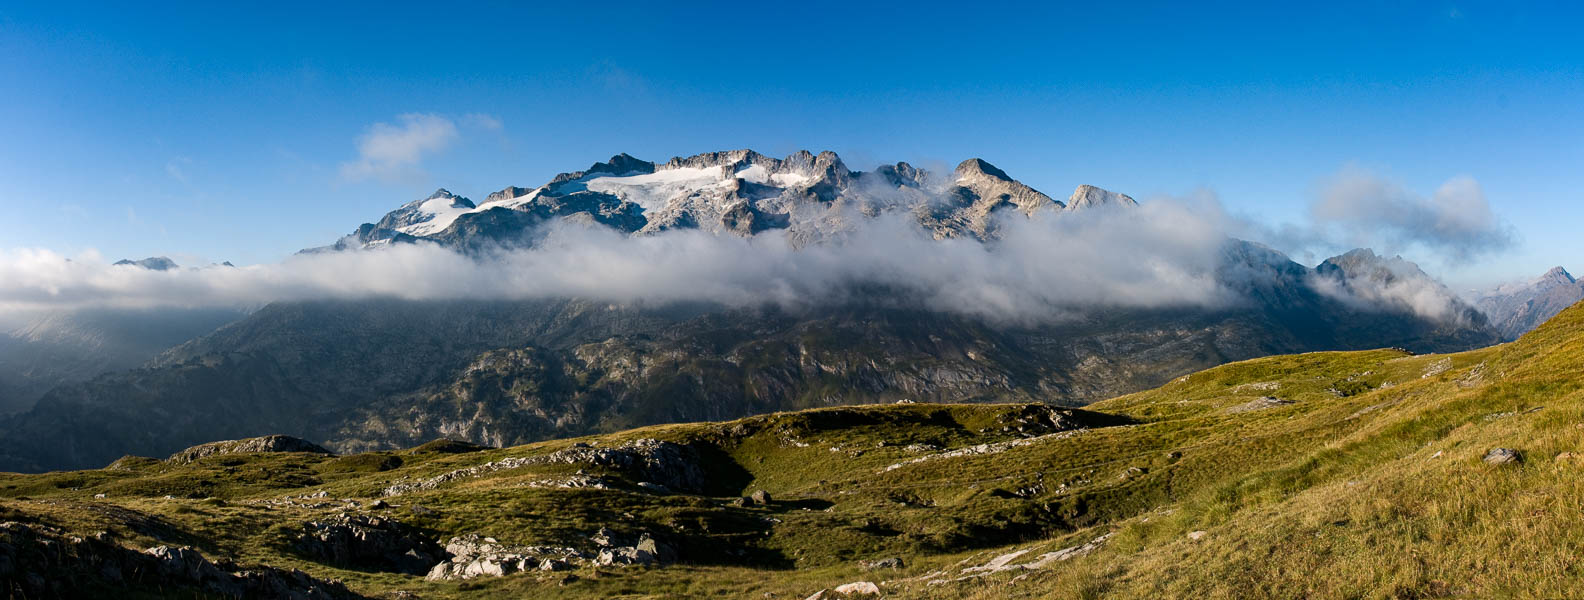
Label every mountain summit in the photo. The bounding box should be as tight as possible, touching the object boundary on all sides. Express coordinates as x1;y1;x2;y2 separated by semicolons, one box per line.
311;150;1135;252
1476;265;1584;340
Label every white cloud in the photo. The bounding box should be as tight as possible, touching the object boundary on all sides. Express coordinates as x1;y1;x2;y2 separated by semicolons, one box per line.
338;114;461;183
0;200;1238;324
1309;166;1513;262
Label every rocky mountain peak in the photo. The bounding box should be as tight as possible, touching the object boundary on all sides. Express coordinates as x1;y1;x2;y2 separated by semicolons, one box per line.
485;186;535;204
599;153;657;176
954;158;1012;182
1067;185;1138;211
1539;266;1575;286
876;162;929;187
112;257;179;271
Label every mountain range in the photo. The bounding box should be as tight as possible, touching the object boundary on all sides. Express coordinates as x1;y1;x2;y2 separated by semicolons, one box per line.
1474;266;1584;340
3;272;1582;598
0;149;1506;473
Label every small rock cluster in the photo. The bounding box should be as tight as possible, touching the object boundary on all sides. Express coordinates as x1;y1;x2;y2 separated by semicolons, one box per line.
425;529;675;581
384;438;705;496
292;513;444;575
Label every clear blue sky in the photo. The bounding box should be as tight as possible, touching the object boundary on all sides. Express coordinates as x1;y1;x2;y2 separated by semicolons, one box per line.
1;1;1579;286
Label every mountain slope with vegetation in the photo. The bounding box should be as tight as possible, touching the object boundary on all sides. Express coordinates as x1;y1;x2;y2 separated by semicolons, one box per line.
0;299;1576;597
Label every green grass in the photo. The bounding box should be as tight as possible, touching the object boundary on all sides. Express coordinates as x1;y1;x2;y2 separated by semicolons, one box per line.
6;302;1584;598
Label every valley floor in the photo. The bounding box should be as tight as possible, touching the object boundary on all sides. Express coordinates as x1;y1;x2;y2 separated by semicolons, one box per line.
4;303;1584;599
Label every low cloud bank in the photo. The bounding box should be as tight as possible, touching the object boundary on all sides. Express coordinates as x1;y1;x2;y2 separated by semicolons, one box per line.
0;200;1238;324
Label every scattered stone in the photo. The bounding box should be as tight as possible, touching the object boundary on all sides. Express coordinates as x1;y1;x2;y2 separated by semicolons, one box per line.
883;429;1087;473
833;581;881;595
1430;451;1444;459
1421;358;1453;379
1484;448;1521;464
1556;452;1581;462
167;435;332;464
860;557;904;570
370;499;390;510
92;493;107;499
384;438;706;496
804;590;828;600
1224;396;1294;415
750;490;773;506
1187;530;1208;540
1231;381;1280;393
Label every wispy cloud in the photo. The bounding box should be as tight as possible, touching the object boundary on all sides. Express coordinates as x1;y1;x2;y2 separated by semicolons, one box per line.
1308;165;1513;262
164;157;192;184
338;113;461;183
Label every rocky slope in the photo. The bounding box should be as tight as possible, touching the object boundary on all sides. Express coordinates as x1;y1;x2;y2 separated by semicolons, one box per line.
0;240;1497;472
0;299;1578;598
1475;266;1584;340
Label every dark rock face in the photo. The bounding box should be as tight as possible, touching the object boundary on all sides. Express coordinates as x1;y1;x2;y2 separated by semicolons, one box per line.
0;521;364;599
168;435;332;464
292;513;443;575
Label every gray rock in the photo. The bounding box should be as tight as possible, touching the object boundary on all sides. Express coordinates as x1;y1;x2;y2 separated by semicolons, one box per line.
860;557;904;570
750;489;773;506
1484;448;1521;464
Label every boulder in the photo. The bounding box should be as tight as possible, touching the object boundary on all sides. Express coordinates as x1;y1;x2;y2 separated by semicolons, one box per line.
834;581;882;595
1484;448;1521;464
750;489;773;506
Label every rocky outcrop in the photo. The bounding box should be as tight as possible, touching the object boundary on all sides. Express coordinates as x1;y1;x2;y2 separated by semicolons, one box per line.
0;521;363;599
291;513;443;575
168;435;332;464
383;437;705;496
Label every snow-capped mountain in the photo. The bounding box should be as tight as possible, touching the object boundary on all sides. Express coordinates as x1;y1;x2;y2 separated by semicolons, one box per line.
312;149;1134;252
1475;266;1584;340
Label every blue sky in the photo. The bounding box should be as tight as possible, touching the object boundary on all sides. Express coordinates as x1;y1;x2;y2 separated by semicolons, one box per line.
0;1;1579;287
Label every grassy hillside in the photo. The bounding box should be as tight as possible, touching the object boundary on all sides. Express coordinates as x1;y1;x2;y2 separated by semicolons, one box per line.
0;302;1579;598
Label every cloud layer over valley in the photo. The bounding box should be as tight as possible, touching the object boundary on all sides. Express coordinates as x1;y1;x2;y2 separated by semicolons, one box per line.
0;199;1239;324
